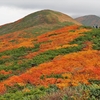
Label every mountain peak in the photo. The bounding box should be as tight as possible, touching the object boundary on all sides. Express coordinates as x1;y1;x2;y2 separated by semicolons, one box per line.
0;9;81;35
22;9;81;25
75;15;100;26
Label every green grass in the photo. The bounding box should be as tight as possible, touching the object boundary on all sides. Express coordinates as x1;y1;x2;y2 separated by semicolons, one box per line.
0;84;59;100
0;74;12;81
32;45;83;65
40;83;100;100
0;82;99;100
24;21;74;37
70;29;100;50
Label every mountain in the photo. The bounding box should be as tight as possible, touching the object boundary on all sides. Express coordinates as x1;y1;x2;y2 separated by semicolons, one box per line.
75;15;100;27
0;10;100;100
0;9;81;35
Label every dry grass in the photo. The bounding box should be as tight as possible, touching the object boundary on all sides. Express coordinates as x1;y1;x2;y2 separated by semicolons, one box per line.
40;86;89;100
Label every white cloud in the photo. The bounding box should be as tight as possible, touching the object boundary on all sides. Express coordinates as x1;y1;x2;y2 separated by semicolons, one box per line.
0;0;100;25
0;6;39;25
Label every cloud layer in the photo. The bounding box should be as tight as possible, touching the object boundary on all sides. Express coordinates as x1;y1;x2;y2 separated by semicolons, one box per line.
0;0;100;25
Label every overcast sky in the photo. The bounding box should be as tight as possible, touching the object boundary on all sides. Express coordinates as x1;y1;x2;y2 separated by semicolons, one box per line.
0;0;100;25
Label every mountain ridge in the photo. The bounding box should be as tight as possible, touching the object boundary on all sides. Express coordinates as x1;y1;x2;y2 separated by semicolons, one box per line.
0;9;81;35
75;15;100;27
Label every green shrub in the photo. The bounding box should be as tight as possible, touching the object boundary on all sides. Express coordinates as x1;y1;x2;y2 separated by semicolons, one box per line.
89;88;100;99
70;29;100;50
0;74;10;80
32;45;83;65
89;79;100;85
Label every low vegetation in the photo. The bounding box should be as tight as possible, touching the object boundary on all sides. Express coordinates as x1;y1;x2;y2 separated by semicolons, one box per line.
0;10;100;100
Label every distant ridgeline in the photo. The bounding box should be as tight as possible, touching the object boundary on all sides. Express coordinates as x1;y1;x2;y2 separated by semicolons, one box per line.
75;15;100;27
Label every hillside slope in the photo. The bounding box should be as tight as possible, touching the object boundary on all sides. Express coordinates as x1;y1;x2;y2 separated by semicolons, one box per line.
75;15;100;27
0;9;81;35
0;10;99;100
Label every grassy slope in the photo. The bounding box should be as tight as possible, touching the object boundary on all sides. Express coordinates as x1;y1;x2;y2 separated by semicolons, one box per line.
0;9;81;35
0;10;99;100
0;25;100;100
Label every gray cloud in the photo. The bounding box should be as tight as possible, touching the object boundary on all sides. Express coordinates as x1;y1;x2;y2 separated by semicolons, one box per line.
0;0;100;25
0;0;100;12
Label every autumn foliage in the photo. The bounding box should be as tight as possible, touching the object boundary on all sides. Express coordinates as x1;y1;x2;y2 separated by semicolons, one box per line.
0;24;99;97
24;25;90;59
0;31;34;52
0;50;100;93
